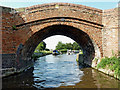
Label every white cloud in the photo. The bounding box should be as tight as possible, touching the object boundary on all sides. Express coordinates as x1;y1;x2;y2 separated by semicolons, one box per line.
43;35;75;50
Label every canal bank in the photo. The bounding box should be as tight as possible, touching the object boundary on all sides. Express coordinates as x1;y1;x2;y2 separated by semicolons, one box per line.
93;57;120;81
76;53;120;81
32;51;52;60
2;51;52;78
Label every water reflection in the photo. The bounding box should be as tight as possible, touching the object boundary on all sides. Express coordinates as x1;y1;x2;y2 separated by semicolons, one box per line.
2;67;35;89
2;54;120;89
33;54;83;88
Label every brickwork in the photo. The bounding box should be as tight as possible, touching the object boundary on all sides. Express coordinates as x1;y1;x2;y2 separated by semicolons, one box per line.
2;54;16;68
2;7;26;54
1;3;119;76
102;8;119;57
23;3;102;24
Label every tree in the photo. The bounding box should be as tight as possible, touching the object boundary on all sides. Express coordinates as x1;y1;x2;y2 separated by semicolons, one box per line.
56;41;65;50
65;43;73;50
73;42;81;50
35;41;46;52
55;41;81;50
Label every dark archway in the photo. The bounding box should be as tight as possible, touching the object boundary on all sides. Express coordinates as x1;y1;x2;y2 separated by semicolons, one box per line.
20;24;100;67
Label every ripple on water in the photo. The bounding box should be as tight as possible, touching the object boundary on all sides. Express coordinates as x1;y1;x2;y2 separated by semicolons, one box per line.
33;54;84;88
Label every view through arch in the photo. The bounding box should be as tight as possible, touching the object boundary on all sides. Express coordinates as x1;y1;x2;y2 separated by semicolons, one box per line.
19;24;101;69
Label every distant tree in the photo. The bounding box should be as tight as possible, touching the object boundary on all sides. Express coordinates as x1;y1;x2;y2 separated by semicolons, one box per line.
73;42;81;50
56;41;65;50
65;43;73;50
55;41;81;50
35;41;46;52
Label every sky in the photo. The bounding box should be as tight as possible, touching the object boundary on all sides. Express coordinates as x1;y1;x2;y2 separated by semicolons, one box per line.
1;0;119;49
44;35;75;50
0;1;119;9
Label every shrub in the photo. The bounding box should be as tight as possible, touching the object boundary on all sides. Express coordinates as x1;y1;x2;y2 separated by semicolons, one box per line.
97;56;120;77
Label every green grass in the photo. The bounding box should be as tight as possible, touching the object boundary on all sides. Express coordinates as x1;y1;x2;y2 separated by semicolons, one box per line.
97;56;120;77
39;51;52;54
60;49;67;53
34;50;52;53
32;50;52;60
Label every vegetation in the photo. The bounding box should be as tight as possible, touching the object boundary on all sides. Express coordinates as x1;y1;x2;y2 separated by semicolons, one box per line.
15;8;26;12
55;41;81;50
33;41;81;60
32;51;52;60
97;56;120;77
32;41;51;60
12;25;17;30
34;41;46;53
60;49;68;53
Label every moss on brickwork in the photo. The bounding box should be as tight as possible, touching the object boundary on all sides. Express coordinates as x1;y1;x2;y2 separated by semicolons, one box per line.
15;8;26;12
12;25;17;30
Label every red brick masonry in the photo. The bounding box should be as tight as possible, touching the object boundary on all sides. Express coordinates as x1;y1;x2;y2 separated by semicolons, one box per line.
1;3;119;73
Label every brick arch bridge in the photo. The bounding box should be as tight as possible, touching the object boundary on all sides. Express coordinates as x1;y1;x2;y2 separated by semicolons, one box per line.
1;3;119;76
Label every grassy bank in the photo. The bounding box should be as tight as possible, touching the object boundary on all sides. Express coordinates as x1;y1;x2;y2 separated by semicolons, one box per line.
60;49;67;53
97;56;120;80
32;51;52;60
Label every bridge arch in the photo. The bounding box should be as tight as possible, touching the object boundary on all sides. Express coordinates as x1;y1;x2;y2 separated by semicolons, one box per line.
19;24;101;66
15;3;103;63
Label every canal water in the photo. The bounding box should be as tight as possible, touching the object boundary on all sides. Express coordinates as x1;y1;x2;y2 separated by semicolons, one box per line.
2;54;120;89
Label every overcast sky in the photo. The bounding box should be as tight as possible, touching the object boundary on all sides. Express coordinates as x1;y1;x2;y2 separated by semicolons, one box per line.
1;0;119;49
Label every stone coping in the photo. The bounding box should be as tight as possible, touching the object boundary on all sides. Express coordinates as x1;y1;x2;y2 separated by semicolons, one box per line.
25;2;102;13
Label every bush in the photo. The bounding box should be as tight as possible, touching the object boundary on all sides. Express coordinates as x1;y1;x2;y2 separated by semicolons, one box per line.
32;50;52;60
97;56;120;77
60;49;67;52
45;48;50;51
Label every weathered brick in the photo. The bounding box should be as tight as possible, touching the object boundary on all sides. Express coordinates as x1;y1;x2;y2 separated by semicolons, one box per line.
1;3;119;71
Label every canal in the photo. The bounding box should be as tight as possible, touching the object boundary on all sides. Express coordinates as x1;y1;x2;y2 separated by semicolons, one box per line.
2;54;120;89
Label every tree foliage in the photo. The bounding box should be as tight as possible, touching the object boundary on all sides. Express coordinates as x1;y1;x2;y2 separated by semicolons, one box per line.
35;41;46;52
55;41;81;50
56;41;66;50
73;42;81;50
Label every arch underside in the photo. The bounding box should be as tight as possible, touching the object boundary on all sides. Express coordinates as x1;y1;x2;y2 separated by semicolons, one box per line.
20;24;101;66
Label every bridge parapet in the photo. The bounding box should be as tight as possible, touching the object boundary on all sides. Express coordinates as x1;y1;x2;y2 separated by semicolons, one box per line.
16;3;102;26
